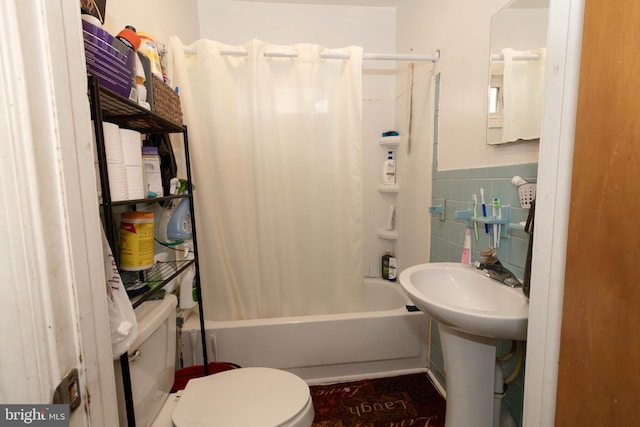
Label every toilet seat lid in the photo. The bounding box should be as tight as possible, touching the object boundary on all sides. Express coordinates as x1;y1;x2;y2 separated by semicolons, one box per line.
172;367;312;427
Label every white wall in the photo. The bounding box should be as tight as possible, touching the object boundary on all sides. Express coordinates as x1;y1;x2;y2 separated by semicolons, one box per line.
396;0;540;171
491;8;548;53
103;0;200;46
196;0;393;51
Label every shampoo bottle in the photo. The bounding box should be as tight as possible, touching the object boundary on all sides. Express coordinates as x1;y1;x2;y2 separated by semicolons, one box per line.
167;191;193;240
382;151;396;185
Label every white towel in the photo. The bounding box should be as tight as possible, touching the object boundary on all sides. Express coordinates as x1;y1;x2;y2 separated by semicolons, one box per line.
502;47;546;142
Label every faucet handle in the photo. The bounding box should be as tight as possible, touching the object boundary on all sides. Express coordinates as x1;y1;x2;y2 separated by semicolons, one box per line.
479;247;501;265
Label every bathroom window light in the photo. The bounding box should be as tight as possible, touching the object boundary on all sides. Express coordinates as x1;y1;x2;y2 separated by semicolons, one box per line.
275;87;328;114
488;74;504;129
489;86;500;113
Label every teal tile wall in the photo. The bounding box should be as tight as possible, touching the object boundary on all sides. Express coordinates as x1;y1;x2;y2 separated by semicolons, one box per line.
428;162;537;425
430;163;538;274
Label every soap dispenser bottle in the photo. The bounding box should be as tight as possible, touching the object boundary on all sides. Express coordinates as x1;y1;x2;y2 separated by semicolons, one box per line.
382;249;391;279
382;249;397;281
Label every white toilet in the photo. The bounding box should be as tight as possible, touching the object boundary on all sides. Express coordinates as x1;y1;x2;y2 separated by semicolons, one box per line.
114;294;315;427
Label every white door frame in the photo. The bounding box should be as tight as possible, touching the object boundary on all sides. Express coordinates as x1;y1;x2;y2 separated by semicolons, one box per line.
0;0;118;425
523;0;585;425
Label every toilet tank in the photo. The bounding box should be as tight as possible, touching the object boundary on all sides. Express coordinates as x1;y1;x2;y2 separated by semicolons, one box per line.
115;294;177;427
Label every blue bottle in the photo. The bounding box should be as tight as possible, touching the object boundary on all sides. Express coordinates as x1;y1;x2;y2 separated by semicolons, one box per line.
167;191;193;240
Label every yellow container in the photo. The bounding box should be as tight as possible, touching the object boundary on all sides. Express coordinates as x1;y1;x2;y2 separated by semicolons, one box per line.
137;32;163;79
120;211;154;271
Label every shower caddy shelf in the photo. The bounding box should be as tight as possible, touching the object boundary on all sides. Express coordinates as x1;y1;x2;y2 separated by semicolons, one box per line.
377;135;400;241
378;184;400;193
87;75;209;427
378;135;400;149
376;228;398;240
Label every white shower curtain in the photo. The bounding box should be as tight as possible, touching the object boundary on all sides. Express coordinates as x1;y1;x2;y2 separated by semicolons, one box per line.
502;47;546;142
168;38;364;320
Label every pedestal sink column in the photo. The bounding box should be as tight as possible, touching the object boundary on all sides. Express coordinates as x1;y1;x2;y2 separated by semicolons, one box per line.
439;324;497;427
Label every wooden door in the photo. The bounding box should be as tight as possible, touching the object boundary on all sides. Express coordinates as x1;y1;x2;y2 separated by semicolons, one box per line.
555;0;640;424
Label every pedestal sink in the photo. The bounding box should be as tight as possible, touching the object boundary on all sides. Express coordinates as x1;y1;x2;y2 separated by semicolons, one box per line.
399;262;529;427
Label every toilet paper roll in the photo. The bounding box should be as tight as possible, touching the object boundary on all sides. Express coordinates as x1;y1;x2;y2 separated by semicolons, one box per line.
120;128;143;167
126;165;145;200
107;162;129;202
103;123;125;164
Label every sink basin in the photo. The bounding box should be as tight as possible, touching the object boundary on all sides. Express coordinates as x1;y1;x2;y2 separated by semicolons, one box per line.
399;262;528;341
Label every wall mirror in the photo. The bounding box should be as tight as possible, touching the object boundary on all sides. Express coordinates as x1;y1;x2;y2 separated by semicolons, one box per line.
487;0;549;145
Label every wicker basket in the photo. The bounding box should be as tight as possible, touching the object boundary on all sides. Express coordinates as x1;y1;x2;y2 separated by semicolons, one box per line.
150;74;183;126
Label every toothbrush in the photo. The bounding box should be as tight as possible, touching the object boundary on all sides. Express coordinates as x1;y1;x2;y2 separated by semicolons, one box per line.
472;194;479;240
480;188;489;234
492;198;501;248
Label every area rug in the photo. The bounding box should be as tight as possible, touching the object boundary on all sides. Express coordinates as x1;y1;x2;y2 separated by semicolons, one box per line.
310;372;446;427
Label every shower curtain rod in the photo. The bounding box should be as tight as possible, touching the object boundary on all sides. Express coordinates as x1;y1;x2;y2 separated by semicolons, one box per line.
182;46;440;62
490;53;540;61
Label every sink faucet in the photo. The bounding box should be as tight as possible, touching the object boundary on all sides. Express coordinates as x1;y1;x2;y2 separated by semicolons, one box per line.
479;263;522;287
474;248;522;288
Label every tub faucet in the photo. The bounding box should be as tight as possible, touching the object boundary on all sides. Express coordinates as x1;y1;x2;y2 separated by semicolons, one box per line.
474;248;522;288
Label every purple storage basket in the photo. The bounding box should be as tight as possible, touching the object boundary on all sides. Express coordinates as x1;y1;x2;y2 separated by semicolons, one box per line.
82;20;136;101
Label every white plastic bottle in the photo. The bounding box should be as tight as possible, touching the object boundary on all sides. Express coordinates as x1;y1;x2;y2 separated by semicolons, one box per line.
388;255;397;282
461;228;471;265
382;151;396;185
179;265;197;310
167;191;193;240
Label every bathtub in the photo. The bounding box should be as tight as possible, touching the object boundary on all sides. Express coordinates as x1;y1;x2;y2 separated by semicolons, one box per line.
181;278;428;381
